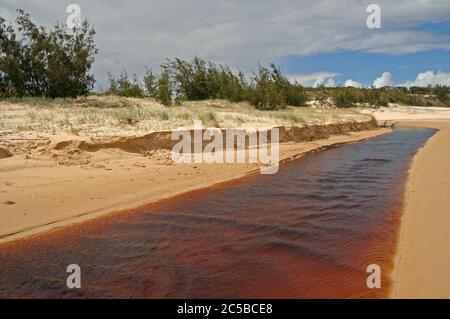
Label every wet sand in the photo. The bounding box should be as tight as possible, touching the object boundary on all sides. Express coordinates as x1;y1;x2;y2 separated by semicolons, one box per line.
393;120;450;298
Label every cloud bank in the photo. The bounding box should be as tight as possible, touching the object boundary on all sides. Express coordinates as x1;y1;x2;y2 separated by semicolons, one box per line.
400;71;450;87
288;72;340;87
345;79;364;88
289;71;449;88
373;72;394;88
1;0;449;87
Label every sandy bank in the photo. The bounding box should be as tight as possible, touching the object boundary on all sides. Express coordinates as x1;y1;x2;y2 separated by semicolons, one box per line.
367;106;450;298
392;120;450;298
0;119;386;244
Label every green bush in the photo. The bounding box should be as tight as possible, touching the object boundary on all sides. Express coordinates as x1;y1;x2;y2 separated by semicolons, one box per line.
106;58;307;110
157;68;172;106
248;65;285;110
163;57;249;102
285;82;308;107
0;10;97;98
433;85;450;102
143;67;158;98
107;72;144;98
248;64;307;110
332;88;359;107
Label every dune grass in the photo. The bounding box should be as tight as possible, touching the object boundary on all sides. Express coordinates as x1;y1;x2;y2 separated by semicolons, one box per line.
0;95;372;138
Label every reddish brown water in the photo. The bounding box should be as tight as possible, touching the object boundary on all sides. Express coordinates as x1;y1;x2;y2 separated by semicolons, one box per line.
0;127;436;298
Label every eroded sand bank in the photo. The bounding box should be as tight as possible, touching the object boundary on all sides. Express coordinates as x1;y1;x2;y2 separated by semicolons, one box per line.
0;120;386;243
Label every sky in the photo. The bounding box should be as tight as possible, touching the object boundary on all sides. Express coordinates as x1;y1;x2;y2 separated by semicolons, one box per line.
1;0;450;89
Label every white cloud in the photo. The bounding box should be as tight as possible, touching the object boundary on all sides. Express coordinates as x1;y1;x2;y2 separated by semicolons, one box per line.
315;78;338;88
288;72;339;87
400;71;450;87
373;72;394;88
344;79;363;88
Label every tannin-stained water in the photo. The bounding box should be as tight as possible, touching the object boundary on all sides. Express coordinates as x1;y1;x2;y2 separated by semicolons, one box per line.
0;126;436;298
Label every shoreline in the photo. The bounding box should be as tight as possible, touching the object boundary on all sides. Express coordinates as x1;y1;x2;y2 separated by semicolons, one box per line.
392;120;450;298
0;123;388;244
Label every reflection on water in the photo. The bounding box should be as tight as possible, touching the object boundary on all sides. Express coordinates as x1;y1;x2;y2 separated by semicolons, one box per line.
0;127;436;298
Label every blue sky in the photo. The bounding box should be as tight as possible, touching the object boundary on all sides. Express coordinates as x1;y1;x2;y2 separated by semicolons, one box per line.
415;20;450;36
280;18;450;87
281;48;450;87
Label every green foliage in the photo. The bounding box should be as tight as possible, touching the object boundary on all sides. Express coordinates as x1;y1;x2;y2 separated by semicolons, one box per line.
332;88;359;108
248;64;285;110
0;9;97;98
107;71;144;98
143;67;158;98
105;56;445;110
157;67;172;106
248;64;307;110
105;59;307;110
433;85;450;102
327;87;421;108
380;89;417;105
407;86;431;95
284;81;307;107
162;57;248;102
215;68;248;102
363;89;381;107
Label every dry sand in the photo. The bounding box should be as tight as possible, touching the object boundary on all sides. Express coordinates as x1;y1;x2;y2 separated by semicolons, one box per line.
0;119;386;244
2;102;450;299
368;105;450;298
0;97;378;244
392;120;450;298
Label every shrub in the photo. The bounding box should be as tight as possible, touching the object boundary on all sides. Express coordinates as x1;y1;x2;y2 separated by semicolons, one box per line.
107;72;144;98
363;89;381;107
0;10;97;98
285;81;307;106
157;68;172;106
332;88;359;107
248;65;285;110
163;57;249;102
143;67;158;98
104;59;308;110
433;85;450;102
248;64;307;110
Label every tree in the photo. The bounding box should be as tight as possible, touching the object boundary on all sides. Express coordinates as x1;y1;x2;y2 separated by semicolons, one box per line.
363;88;381;107
247;63;307;109
107;71;144;97
434;85;450;102
0;9;97;98
249;64;285;110
332;88;358;108
157;67;172;106
143;67;157;98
